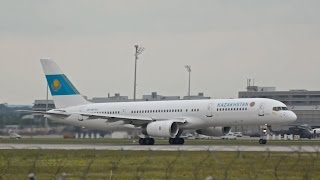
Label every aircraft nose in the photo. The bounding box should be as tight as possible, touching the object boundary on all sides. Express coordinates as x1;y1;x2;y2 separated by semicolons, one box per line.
288;111;297;122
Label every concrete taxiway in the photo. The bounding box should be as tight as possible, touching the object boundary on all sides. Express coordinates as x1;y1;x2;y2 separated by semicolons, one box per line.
1;144;320;152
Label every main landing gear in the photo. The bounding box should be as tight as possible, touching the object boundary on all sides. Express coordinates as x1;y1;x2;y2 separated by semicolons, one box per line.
138;137;185;145
169;138;185;145
139;138;155;145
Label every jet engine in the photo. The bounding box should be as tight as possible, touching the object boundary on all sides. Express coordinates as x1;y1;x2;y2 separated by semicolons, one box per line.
196;127;231;136
142;121;179;138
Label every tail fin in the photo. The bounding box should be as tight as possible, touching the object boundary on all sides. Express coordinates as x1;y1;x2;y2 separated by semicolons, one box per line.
40;59;89;108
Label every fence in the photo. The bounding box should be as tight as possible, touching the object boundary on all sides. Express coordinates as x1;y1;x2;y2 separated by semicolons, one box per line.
0;146;320;180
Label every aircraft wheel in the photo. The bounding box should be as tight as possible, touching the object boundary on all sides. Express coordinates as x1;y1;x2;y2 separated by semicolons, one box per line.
144;138;151;145
169;138;184;145
259;139;267;144
149;138;155;145
262;139;267;144
139;138;145;145
169;138;174;145
139;138;155;145
179;138;185;145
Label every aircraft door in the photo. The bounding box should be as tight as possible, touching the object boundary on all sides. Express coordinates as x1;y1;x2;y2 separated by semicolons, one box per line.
206;103;213;117
258;103;264;116
78;107;84;121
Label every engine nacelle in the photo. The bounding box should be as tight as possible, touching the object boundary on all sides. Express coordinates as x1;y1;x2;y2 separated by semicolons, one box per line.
142;121;179;138
196;127;231;136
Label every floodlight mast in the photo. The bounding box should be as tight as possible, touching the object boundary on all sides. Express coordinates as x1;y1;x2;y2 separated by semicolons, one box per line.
185;65;191;97
133;45;145;101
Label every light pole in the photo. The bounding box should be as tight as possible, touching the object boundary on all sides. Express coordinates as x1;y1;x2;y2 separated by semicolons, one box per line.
133;45;145;101
185;65;191;97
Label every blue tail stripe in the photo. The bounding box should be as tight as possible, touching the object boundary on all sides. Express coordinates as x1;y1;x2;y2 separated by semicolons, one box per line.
46;74;79;96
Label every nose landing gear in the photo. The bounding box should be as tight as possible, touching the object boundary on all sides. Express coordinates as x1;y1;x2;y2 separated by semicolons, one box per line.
259;138;267;144
259;124;268;145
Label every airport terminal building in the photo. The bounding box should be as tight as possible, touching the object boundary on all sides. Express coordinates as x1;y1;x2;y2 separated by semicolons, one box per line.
239;85;320;128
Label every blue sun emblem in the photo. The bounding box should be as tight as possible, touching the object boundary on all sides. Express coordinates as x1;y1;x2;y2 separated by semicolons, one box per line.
52;79;61;91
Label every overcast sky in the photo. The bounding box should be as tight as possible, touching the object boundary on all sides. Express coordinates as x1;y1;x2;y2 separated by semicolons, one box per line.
1;0;320;104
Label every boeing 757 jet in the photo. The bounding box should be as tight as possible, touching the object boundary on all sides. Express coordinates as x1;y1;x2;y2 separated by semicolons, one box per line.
21;59;297;145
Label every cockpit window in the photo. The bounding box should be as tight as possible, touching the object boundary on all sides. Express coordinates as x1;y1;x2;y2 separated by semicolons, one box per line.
273;107;281;111
273;107;289;111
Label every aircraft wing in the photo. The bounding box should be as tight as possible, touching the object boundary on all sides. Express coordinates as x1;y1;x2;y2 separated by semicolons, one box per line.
76;112;187;126
17;110;70;118
18;110;187;126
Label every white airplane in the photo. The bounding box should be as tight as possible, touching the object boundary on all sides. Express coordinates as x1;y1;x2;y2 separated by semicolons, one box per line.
22;59;297;145
310;128;320;135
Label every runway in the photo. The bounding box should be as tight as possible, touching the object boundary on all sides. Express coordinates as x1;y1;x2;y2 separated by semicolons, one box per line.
1;143;320;152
